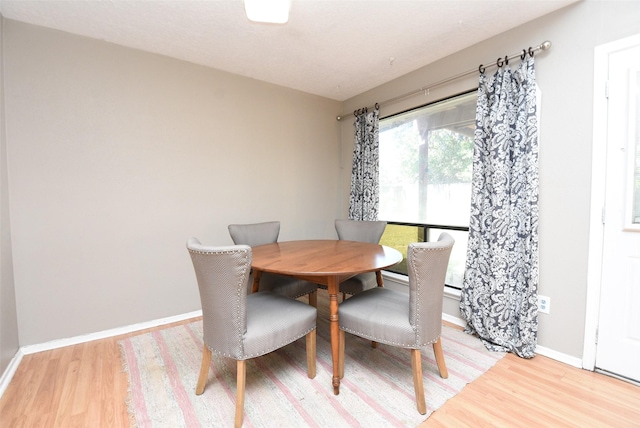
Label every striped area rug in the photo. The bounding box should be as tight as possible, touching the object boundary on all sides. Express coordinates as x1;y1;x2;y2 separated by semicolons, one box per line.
120;308;504;427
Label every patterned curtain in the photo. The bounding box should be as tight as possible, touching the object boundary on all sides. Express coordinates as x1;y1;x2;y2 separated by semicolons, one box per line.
349;105;380;221
460;55;539;358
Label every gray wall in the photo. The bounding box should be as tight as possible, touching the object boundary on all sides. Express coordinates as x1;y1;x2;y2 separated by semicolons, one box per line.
2;0;640;365
3;20;342;346
340;0;640;360
1;15;20;376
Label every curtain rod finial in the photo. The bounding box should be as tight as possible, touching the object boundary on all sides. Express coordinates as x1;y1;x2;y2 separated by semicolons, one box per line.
541;41;551;51
336;115;342;121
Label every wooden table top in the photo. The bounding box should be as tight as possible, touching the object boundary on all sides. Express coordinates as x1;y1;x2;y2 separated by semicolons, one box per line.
251;239;403;277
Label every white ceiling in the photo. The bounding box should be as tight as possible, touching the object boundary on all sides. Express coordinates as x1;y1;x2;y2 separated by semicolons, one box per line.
0;0;578;101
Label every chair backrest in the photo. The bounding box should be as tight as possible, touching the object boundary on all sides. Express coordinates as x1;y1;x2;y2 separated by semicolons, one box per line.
334;219;387;244
186;238;251;359
228;221;280;247
407;232;455;345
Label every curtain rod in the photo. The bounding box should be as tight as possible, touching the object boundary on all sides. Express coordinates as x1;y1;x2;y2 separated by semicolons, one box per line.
336;40;552;121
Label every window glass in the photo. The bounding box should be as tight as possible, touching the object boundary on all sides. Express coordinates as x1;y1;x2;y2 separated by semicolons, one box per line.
630;70;640;225
379;91;476;288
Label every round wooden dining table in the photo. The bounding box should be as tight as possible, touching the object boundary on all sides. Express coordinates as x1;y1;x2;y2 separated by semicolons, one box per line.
251;240;403;395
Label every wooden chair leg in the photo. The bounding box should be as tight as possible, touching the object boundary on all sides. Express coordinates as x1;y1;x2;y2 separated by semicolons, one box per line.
432;337;449;379
308;291;317;308
306;329;317;378
235;360;246;428
196;345;212;395
338;330;345;379
411;349;427;415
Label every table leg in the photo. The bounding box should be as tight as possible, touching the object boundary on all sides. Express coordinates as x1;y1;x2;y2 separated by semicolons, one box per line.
328;275;341;395
252;270;262;294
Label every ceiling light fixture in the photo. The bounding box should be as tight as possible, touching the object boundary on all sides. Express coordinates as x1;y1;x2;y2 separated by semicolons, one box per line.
244;0;291;24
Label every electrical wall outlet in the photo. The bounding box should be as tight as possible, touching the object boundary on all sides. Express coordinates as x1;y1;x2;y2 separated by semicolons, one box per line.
538;295;551;314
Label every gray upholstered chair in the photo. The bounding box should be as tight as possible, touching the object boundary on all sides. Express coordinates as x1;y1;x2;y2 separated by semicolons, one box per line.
186;238;317;428
334;219;387;296
338;232;454;415
228;221;318;306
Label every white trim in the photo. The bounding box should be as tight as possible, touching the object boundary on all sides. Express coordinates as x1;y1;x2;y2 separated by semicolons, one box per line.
436;316;583;368
444;286;462;301
381;270;407;284
0;297;586;401
536;345;582;368
584;33;640;371
21;310;202;355
584;37;609;371
0;348;24;399
438;312;582;367
0;310;202;399
439;310;583;366
442;313;466;328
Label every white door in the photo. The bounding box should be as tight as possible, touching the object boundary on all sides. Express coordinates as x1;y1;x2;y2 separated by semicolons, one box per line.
595;42;640;383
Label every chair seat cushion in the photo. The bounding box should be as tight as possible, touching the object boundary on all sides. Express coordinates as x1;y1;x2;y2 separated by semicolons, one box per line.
339;287;419;348
338;272;378;295
258;272;318;299
242;292;317;359
317;272;377;295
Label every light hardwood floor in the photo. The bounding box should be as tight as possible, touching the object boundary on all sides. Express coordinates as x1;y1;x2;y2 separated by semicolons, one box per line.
1;319;639;427
422;352;640;427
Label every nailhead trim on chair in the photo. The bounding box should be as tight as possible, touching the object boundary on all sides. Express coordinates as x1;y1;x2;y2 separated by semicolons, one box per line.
410;245;450;344
189;244;315;360
187;246;250;360
187;248;249;255
411;247;423;339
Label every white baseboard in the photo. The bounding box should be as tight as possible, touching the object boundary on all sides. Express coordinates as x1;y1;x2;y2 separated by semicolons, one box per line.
0;348;24;400
535;344;582;368
1;306;584;402
21;309;202;355
442;313;466;328
440;313;582;368
0;310;201;400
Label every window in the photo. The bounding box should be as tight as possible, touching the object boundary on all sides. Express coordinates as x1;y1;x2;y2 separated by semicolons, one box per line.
378;91;477;289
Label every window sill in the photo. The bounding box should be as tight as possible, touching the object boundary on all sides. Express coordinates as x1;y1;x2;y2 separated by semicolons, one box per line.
382;270;462;300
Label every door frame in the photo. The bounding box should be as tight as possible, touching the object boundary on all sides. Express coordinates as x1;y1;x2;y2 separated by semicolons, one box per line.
584;33;640;371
